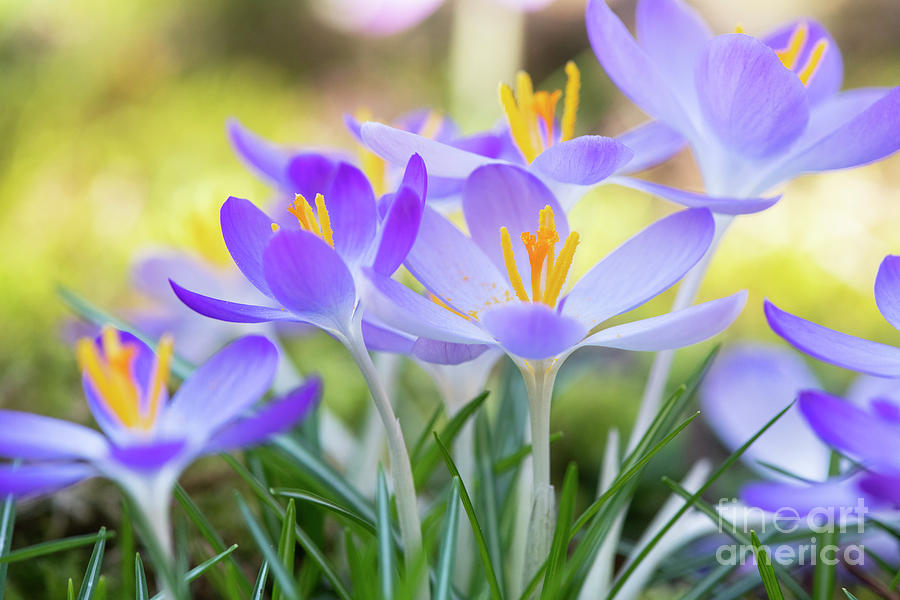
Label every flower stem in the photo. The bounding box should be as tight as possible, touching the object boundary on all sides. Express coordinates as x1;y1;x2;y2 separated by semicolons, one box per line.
345;325;428;600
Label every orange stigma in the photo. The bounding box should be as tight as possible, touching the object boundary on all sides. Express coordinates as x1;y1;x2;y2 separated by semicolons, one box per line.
775;22;828;86
76;326;173;431
500;205;579;307
499;61;581;163
287;193;334;247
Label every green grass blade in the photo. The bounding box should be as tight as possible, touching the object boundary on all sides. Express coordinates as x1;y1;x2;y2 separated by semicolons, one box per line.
434;478;462;600
148;545;240;600
492;432;563;475
433;432;503;600
376;466;396;600
474;411;503;596
606;402;793;599
750;531;784;600
135;554;149;600
0;494;15;599
0;530;115;565
542;464;578;600
812;451;842;600
76;527;107;600
414;392;489;488
273;499;296;600
120;500;135;598
272;488;376;536
842;589;860;600
251;561;269;600
411;403;445;462
236;494;299;600
68;578;75;600
345;532;377;600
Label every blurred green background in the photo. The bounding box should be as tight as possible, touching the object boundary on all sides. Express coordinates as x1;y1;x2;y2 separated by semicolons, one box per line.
0;0;898;595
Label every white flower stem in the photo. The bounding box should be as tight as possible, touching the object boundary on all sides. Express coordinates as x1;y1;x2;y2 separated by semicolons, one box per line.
344;325;428;600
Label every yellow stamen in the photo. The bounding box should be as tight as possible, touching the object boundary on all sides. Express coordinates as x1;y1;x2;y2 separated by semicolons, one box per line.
144;334;173;428
560;61;580;142
521;207;559;301
797;38;828;86
542;232;579;307
287;194;335;247
734;23;745;34
430;293;470;320
500;226;530;302
355;107;387;196
314;193;334;246
418;110;444;140
533;90;563;145
500;83;539;163
776;22;808;70
76;326;141;428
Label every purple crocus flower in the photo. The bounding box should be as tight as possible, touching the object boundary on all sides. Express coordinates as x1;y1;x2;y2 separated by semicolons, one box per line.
0;327;319;554
586;0;900;200
359;61;779;214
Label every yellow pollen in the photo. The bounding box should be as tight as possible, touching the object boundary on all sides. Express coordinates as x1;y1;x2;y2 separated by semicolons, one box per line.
145;334;173;427
797;38;828;86
499;205;579;307
430;293;473;320
287;193;334;247
76;327;142;429
418;110;444;140
354;107;387;196
498;62;581;163
271;223;280;232
734;23;745;34
776;22;808;70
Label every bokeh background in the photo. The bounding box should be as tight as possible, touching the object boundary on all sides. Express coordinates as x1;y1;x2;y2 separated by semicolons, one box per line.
1;0;898;596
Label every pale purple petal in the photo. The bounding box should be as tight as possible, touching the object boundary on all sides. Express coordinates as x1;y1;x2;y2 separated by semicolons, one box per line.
263;230;357;331
0;463;96;497
800;389;900;471
579;292;746;351
361;122;497;178
405;207;512;316
164;336;278;440
412;339;490;366
204;378;321;453
765;300;900;377
875;255;900;332
530;136;633;185
700;344;829;481
398;152;427;202
859;473;900;505
614;121;686;175
226;118;292;185
609;177;781;215
324;163;377;261
361;319;416;354
762;19;842;106
170;281;293;324
109;440;188;471
373;186;423;275
846;375;900;411
480;303;587;360
316;0;444;37
695;34;809;157
563;208;714;327
221;196;277;297
0;411;109;460
741;477;867;515
284;154;339;200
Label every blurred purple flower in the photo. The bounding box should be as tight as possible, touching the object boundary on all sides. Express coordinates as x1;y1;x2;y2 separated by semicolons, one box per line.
360;62;778;214
586;0;900;201
0;328;319;546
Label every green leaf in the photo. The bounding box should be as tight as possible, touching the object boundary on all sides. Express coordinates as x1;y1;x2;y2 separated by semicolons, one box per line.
120;500;135;599
236;494;299;600
273;500;296;600
376;466;396;600
76;527;107;600
433;432;503;600
0;494;15;599
148;544;240;600
345;532;377;600
68;578;75;600
271;488;376;536
251;561;269;600
492;432;564;475
812;451;841;600
434;478;462;600
411;403;445;462
474;410;503;596
0;530;116;565
414;392;489;488
542;464;578;600
842;589;860;600
750;531;784;600
134;554;149;600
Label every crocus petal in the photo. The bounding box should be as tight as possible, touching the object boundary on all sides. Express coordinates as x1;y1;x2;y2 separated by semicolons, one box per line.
109;440;188;471
363;269;495;344
564;208;714;328
609;177;781;215
204;378;321;453
695;34;809;157
774;86;900;176
164;336;278;441
170;281;293;323
263;230;357;331
529;136;633;186
762;19;842;107
405;207;512;316
361;319;416;354
284;153;339;201
0;463;96;497
586;0;694;132
614;121;686;175
700;344;829;482
373;186;423;275
480;303;588;360
0;411;109;460
741;478;867;515
635;0;712;112
315;0;444;37
412;338;491;366
226;118;291;185
799;389;900;471
579;292;746;351
847;375;900;410
859;473;900;506
361;122;497;178
875;255;900;331
132;253;224;304
462;164;566;295
324;163;378;261
221;196;277;297
398;152;427;203
765;300;900;377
